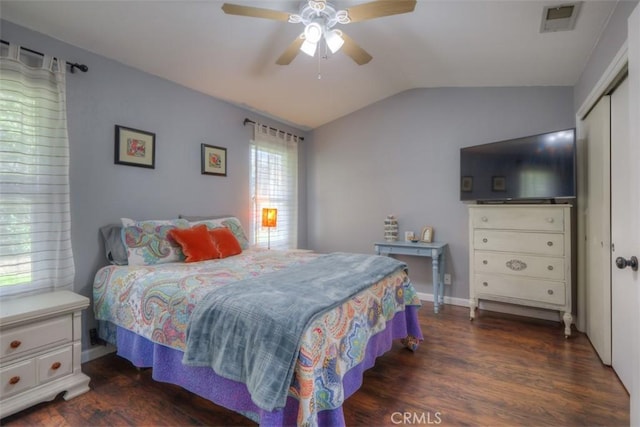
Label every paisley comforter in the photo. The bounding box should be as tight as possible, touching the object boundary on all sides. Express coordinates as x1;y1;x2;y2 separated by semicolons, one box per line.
93;248;422;426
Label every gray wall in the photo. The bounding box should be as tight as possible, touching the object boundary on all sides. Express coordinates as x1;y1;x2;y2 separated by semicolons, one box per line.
1;20;309;350
574;0;639;111
306;87;575;299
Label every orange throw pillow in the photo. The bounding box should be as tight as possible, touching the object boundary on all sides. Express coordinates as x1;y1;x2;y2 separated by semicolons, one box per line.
169;224;220;262
209;227;242;258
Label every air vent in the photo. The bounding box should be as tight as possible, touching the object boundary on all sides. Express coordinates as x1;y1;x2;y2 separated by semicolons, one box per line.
540;2;582;33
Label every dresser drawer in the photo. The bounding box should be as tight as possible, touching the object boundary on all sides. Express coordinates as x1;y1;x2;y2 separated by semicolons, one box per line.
0;316;72;361
37;345;73;385
474;252;565;280
470;207;564;232
474;274;566;305
0;359;36;399
474;230;564;256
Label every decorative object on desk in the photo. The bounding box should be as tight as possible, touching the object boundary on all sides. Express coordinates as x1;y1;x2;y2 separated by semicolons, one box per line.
404;231;415;242
262;208;277;249
461;175;473;192
420;226;434;243
492;175;506;192
115;125;156;169
384;215;398;242
201;144;227;176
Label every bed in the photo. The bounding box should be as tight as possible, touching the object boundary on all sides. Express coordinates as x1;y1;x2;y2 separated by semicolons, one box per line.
93;216;423;426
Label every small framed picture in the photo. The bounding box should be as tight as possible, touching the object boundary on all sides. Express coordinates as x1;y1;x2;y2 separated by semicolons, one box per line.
420;226;434;243
201;144;227;176
114;125;156;169
461;176;473;192
492;176;506;192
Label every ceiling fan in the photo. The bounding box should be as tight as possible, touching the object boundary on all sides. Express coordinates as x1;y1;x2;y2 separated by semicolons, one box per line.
221;0;417;65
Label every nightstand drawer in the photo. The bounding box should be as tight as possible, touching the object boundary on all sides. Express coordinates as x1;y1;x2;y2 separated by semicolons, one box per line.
0;316;72;361
470;206;564;231
0;359;36;399
38;346;73;384
475;274;566;305
474;252;565;280
474;230;564;256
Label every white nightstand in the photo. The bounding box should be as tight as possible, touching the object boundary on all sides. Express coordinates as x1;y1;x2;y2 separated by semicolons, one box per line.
0;290;90;418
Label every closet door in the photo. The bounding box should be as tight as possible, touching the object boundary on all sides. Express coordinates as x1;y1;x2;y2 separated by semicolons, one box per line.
582;95;611;365
628;6;640;424
611;77;634;392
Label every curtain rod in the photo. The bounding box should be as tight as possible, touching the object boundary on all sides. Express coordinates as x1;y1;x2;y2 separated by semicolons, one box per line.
243;118;304;141
1;39;88;73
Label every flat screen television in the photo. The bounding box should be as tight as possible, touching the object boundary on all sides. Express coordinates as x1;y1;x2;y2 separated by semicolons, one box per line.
460;128;576;202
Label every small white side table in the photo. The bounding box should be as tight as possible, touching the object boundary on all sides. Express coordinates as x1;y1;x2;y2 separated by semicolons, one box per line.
0;290;90;418
375;241;448;313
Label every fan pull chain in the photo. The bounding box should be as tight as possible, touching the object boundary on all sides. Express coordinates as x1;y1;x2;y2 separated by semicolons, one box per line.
317;46;322;80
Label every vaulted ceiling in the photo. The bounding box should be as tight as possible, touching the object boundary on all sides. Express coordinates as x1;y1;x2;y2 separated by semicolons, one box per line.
1;1;618;129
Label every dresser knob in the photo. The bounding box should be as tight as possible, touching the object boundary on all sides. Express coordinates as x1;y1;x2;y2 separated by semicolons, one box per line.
547;241;553;247
548;289;554;295
548;265;554;271
483;260;488;265
10;340;21;349
481;216;488;222
546;217;554;223
9;376;20;385
51;361;62;370
482;282;488;287
483;238;488;243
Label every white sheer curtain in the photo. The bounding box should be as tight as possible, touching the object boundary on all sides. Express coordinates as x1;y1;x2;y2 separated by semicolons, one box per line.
0;44;75;297
250;123;299;250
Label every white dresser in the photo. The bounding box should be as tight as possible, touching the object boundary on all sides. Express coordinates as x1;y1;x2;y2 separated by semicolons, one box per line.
468;204;572;337
0;290;90;418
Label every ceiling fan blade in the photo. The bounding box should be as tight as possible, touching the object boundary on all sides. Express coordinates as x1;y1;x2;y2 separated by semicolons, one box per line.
340;32;373;65
221;3;291;22
346;0;417;23
276;36;305;65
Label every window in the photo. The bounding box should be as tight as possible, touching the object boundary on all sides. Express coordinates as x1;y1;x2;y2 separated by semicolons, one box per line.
250;124;299;250
0;45;74;297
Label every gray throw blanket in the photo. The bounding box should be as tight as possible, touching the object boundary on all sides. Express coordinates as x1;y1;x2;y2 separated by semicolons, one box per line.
182;252;407;411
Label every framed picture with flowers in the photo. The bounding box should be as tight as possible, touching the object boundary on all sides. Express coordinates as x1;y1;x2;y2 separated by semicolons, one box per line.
201;144;227;176
114;125;156;169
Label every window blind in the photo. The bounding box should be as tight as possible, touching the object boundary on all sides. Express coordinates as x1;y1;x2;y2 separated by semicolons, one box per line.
250;123;299;250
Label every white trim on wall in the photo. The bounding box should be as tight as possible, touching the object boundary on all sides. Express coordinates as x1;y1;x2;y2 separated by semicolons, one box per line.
82;344;116;364
416;292;564;322
577;42;628;120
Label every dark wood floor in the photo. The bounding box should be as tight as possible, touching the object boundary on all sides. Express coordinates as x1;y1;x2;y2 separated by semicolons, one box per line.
1;303;629;426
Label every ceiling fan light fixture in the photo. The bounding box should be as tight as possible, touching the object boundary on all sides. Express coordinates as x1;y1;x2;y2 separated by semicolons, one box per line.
335;10;350;24
304;21;323;44
325;29;344;53
308;0;326;12
300;39;318;57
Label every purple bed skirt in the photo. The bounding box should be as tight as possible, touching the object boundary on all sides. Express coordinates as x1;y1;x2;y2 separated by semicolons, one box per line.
115;305;422;426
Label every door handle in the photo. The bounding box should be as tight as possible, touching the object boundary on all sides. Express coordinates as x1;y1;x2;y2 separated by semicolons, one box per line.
615;256;638;271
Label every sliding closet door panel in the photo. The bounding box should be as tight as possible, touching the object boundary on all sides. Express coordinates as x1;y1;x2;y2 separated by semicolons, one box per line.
582;95;612;365
611;77;633;392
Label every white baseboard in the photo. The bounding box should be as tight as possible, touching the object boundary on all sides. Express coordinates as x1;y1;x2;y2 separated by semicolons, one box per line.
416;291;468;307
81;343;116;363
417;292;564;322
